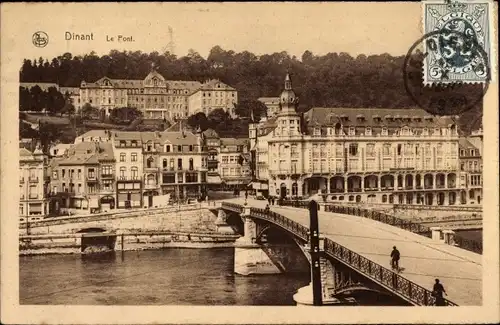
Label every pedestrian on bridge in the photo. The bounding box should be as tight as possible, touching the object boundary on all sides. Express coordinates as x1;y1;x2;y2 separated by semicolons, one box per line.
390;246;400;271
432;279;447;306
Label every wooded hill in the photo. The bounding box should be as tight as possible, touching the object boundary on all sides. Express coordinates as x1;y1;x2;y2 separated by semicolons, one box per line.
20;47;482;134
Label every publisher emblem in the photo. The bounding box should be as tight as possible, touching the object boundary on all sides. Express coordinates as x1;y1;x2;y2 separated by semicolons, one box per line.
32;31;49;48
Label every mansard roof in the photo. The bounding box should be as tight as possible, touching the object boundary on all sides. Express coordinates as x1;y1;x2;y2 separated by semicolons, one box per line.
304;107;457;129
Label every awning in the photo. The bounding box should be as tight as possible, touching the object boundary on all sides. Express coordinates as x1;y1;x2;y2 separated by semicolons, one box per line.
251;182;268;190
207;175;222;184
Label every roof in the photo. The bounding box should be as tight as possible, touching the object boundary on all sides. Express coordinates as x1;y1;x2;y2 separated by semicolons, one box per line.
198;79;235;91
114;131;143;141
59;87;80;95
304;107;457;129
202;128;219;139
257;116;279;136
77;130;110;140
161;131;199;146
220;138;249;147
165;120;194;132
58;142;115;165
82;73;203;93
258;97;280;103
459;138;479;150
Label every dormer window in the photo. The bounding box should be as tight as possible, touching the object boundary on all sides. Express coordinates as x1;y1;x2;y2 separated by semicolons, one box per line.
401;126;409;136
365;127;372;136
119;140;126;147
131;140;138;147
313;127;321;136
384;115;393;121
373;115;381;122
348;126;355;136
356;114;365;121
381;127;388;136
422;128;429;136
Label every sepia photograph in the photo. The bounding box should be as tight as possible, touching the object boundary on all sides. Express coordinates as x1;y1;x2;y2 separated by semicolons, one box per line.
1;1;499;324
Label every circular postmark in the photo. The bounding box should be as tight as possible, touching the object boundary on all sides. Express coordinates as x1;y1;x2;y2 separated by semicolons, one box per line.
32;31;49;48
403;30;490;117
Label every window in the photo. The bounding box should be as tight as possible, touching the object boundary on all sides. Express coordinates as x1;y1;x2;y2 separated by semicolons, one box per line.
335;144;343;156
366;143;375;157
189;158;194;170
120;153;126;162
170;158;174;169
88;168;95;178
177;145;182;152
381;127;388;136
102;166;112;176
349;127;355;136
131;153;137;162
383;143;391;156
120;167;126;178
349;143;358;156
120;140;126;147
131;167;138;179
189;145;193;152
177;158;183;170
166;145;171;152
163;159;167;168
365;127;372;136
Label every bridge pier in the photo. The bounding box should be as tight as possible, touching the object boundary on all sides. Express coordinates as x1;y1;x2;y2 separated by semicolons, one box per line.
234;206;309;275
215;209;236;234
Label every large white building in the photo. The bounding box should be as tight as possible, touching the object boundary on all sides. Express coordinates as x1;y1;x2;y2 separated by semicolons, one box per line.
250;74;465;206
74;71;237;120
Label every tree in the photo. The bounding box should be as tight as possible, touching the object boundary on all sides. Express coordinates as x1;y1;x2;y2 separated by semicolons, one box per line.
109;107;143;125
80;103;100;120
234;99;268;121
187;112;209;131
207;108;230;127
19;120;38;139
38;122;63;154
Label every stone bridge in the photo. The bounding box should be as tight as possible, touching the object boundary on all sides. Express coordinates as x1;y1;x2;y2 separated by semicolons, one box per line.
219;198;482;306
20;203;220;235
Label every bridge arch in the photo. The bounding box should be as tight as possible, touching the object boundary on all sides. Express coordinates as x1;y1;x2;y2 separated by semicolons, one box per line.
77;227;107;233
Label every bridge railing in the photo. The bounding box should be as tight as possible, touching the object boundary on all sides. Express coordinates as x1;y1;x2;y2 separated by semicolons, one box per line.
221;201;457;306
250;208;309;242
451;233;483;254
280;200;432;238
221;202;244;214
323;238;458;306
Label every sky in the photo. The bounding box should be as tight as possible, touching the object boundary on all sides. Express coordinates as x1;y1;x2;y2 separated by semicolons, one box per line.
2;2;423;60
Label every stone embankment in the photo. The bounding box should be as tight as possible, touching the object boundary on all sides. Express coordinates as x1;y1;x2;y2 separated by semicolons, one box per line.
20;231;240;256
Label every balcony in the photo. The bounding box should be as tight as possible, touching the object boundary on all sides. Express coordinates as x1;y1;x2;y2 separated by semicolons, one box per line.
86;176;98;182
101;173;114;179
117;176;142;182
19;178;24;184
144;167;159;173
144;183;158;190
28;177;39;183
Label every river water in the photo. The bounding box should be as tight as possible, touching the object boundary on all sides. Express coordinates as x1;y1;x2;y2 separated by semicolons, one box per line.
20;248;310;305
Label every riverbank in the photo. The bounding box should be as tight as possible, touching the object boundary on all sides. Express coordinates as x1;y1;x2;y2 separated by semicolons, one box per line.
19;231;240;256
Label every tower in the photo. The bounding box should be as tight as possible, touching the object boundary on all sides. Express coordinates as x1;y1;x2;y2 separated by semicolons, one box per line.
279;73;299;115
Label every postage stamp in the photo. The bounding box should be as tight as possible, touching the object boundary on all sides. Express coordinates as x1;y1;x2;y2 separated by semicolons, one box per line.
423;0;492;84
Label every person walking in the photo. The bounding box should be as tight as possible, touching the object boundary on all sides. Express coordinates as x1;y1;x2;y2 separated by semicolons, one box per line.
432;279;447;306
390;246;400;271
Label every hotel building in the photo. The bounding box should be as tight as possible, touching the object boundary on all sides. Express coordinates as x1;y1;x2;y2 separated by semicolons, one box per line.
250;74;465;206
75;71;237;120
459;137;482;205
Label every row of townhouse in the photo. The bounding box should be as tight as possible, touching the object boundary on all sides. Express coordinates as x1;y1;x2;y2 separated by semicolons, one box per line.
43;122;251;214
249;73;483;206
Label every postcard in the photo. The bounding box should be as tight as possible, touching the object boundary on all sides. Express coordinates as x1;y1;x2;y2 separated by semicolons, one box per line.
1;1;498;324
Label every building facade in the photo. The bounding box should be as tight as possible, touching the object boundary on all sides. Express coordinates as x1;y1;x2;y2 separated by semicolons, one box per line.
459;137;482;205
48;142;115;214
258;97;280;118
113;132;144;208
218;138;251;189
251;74;465;206
188;79;238;117
19;148;48;219
74;71;237;120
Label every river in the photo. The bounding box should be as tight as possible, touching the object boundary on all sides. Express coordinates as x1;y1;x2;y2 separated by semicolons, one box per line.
20;248;311;305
